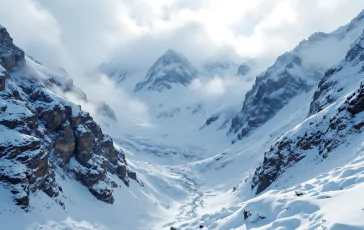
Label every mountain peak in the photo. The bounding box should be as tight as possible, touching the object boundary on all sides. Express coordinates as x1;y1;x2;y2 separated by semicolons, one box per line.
155;49;190;67
134;49;197;92
164;48;178;56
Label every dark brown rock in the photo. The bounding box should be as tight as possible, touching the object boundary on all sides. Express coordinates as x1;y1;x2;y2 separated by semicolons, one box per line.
0;27;25;71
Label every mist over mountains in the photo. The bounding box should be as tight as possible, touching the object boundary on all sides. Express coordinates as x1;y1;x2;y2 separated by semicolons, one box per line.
2;2;364;230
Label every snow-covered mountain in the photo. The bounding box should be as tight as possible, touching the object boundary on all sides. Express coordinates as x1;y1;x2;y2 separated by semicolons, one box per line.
252;26;364;195
134;49;197;92
0;26;136;208
229;11;364;142
169;9;364;230
4;7;364;230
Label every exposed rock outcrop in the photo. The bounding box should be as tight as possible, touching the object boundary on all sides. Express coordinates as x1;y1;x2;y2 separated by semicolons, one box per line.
229;52;316;141
251;82;364;194
0;26;25;71
0;26;135;208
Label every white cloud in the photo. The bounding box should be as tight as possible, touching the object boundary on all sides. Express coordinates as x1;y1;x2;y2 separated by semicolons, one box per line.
81;74;150;126
1;0;364;129
189;74;255;105
2;0;364;71
191;77;230;98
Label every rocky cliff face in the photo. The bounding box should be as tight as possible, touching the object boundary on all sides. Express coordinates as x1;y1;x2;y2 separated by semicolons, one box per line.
310;31;364;115
0;26;135;208
229;51;319;141
134;49;197;92
229;10;364;142
0;26;25;71
251;29;364;195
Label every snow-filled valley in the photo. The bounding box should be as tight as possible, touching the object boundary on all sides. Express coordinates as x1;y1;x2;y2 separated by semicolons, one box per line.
3;5;364;230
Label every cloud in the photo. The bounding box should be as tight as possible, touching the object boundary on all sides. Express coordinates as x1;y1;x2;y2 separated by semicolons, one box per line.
52;73;150;133
2;0;364;72
0;0;71;69
231;0;364;59
78;73;150;127
1;0;364;132
189;73;255;106
190;77;231;98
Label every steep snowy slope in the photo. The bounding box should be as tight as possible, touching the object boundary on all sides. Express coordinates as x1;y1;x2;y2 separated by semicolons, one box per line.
229;9;364;142
252;28;364;195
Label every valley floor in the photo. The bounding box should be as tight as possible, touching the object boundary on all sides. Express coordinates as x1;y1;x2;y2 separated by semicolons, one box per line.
2;90;364;230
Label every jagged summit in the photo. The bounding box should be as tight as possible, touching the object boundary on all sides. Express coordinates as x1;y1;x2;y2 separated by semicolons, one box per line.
134;49;197;92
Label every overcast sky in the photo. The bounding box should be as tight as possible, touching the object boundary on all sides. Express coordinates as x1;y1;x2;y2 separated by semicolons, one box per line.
1;0;364;76
1;0;364;130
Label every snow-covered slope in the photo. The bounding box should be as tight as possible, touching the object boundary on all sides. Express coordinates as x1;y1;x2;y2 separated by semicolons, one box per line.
165;11;364;230
164;25;364;229
229;10;364;142
180;151;364;229
251;27;364;195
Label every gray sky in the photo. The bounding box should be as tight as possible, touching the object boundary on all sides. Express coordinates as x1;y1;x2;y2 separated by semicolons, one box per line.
1;0;364;75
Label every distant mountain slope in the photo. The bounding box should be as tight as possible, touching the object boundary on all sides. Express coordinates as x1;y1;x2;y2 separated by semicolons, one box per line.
134;49;197;92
